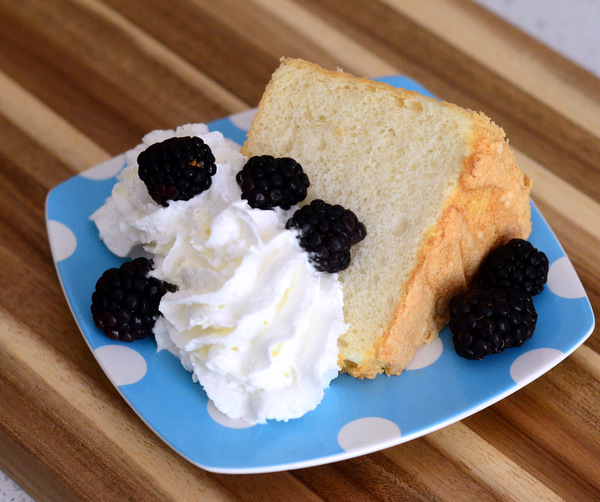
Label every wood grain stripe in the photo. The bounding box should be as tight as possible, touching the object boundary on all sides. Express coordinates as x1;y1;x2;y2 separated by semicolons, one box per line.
463;401;598;501
101;0;285;105
382;0;600;137
382;438;503;501
489;372;600;499
0;311;190;502
249;0;397;77
291;452;441;502
1;0;240;153
425;423;563;501
0;70;110;172
0;308;326;502
515;150;600;241
76;0;248;113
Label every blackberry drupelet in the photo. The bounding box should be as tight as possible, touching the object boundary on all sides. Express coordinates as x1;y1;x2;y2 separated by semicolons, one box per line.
480;238;549;296
236;155;310;210
91;257;173;342
137;136;217;206
449;288;538;359
286;199;366;273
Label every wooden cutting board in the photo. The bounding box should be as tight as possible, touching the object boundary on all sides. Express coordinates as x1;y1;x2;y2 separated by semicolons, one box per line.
1;0;599;500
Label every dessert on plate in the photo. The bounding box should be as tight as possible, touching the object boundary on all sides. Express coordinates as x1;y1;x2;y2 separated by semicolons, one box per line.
90;58;533;423
91;124;347;424
242;58;532;378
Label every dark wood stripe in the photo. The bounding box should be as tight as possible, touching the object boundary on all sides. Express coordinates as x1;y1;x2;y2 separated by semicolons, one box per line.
291;452;441;502
0;0;237;154
465;399;599;501
490;364;600;500
0;345;162;501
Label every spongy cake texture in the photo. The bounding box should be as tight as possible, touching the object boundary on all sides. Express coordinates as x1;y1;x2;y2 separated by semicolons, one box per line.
242;58;532;378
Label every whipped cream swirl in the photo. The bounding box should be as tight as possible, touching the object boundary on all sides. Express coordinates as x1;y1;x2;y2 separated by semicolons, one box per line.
91;124;346;424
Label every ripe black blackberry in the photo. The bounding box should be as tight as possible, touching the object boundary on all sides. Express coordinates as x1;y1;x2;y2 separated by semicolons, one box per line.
91;257;173;342
286;199;366;273
449;288;538;360
479;238;549;296
236;155;310;210
137;136;217;206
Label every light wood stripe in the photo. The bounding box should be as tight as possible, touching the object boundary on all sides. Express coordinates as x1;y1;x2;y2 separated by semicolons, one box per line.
250;0;397;77
75;0;248;114
0;70;110;171
0;306;323;501
0;310;223;501
515;149;600;241
382;0;600;137
426;423;564;501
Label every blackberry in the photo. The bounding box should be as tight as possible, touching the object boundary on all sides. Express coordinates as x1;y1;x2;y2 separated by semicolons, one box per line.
137;136;217;206
449;288;538;360
236;155;310;210
91;257;173;342
286;199;366;273
480;238;549;296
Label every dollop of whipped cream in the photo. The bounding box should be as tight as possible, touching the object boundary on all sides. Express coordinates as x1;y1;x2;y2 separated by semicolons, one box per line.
91;124;346;424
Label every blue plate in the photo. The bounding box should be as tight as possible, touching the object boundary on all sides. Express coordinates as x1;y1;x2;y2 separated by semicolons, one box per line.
45;77;594;473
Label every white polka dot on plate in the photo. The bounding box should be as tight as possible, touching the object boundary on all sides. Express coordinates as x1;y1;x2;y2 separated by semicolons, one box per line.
80;155;125;180
338;417;401;452
229;109;257;131
547;256;586;299
510;348;563;384
46;220;77;262
405;336;444;370
206;400;255;429
94;345;147;386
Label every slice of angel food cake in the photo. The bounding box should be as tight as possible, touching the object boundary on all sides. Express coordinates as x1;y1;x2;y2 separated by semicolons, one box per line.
89;57;539;424
241;58;535;378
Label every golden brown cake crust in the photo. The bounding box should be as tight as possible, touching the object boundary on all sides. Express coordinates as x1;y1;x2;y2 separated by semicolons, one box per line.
363;114;532;378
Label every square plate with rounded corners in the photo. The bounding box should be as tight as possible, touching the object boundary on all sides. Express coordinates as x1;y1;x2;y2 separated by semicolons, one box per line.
46;76;594;474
